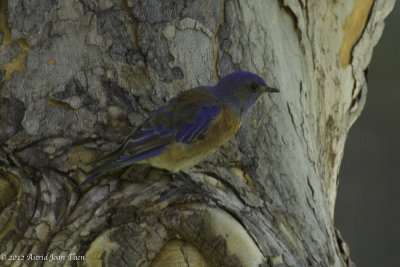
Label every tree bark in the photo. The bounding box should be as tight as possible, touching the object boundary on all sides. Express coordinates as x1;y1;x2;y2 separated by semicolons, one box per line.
0;0;394;266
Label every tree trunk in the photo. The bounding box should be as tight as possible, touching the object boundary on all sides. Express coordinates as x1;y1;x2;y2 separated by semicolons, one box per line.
0;0;394;266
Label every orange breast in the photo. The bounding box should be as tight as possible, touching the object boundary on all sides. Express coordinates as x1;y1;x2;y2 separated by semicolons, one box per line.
142;107;242;172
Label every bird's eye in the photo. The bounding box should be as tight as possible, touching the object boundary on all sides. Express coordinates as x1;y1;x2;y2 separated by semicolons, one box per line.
251;82;258;91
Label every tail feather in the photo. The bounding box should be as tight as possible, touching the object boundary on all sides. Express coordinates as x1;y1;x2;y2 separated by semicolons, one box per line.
79;145;167;187
79;173;102;187
79;159;122;187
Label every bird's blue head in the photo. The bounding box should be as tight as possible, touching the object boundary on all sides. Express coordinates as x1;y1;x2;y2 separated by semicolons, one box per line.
210;71;279;116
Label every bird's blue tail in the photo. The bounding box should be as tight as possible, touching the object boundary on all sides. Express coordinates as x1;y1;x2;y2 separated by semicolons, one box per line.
79;173;102;187
78;145;167;187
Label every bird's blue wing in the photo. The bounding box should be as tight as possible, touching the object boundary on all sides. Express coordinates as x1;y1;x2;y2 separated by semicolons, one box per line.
175;104;221;143
81;90;222;186
123;89;222;151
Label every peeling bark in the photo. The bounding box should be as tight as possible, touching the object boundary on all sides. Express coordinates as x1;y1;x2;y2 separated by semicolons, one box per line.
0;0;395;266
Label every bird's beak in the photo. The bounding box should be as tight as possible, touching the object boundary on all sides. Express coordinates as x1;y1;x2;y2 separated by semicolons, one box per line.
263;86;280;93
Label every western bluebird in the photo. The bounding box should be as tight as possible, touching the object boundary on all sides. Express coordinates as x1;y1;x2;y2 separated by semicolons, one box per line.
81;71;279;185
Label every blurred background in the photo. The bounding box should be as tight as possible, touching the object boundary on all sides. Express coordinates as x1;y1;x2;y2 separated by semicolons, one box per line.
335;3;400;267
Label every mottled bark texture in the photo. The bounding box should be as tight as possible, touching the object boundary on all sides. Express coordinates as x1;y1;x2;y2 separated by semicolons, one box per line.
0;0;394;266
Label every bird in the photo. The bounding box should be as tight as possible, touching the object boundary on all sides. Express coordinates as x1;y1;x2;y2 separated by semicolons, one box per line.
80;71;279;186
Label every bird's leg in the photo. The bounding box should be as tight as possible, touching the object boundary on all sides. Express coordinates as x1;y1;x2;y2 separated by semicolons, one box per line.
176;171;201;189
175;171;213;201
176;171;229;207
